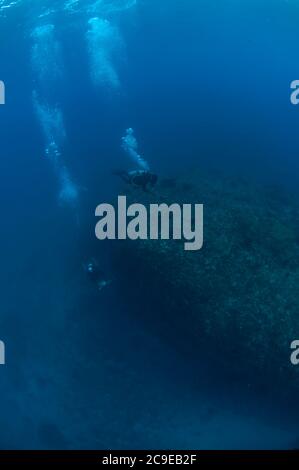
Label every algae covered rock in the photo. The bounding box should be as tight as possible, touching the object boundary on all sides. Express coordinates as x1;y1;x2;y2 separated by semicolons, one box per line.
114;171;299;391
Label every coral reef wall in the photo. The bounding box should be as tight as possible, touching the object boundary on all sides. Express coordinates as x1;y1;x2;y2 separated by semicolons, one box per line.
113;171;299;392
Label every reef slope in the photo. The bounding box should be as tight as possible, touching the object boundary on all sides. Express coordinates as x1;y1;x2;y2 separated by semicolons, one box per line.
113;171;299;391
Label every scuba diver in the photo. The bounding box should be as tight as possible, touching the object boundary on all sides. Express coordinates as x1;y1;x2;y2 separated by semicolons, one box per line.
113;169;158;192
84;260;111;291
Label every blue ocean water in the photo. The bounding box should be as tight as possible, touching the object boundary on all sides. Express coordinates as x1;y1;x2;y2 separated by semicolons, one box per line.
0;0;299;449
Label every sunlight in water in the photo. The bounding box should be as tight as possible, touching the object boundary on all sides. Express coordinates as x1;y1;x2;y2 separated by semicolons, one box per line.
0;0;138;18
0;0;22;15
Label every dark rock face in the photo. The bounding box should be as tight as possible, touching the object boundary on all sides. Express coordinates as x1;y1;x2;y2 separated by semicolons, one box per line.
114;171;299;391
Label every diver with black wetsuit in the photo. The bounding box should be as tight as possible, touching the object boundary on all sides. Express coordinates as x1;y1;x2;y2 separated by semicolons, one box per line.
113;169;158;192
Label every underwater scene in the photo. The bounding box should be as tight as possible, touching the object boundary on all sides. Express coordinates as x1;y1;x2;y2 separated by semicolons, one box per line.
1;0;299;451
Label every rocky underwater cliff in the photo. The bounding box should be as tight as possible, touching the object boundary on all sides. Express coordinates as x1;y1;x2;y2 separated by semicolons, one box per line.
112;170;299;398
